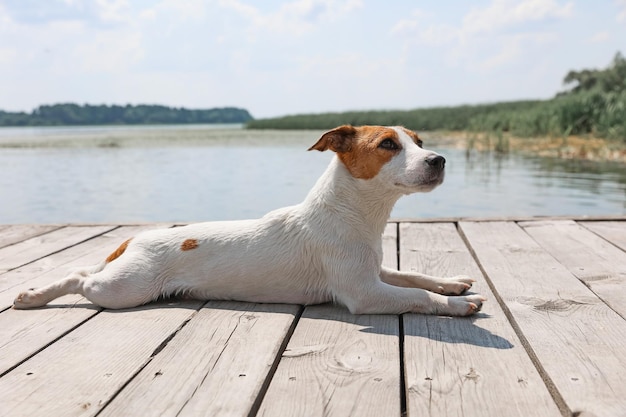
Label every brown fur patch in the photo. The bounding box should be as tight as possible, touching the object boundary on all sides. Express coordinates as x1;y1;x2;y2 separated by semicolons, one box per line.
337;126;400;180
181;239;199;251
402;128;423;147
105;238;132;263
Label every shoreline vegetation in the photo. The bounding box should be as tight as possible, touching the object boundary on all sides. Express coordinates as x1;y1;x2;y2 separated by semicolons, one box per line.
247;52;626;163
0;104;253;126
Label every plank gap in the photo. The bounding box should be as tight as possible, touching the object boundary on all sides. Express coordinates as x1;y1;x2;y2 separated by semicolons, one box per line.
2;225;120;273
247;304;304;417
578;221;626;254
95;301;207;417
457;222;572;417
0;306;102;378
399;314;407;417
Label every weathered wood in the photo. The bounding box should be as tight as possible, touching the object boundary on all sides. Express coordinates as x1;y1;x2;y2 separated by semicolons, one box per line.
0;224;61;249
520;220;626;319
0;300;203;417
400;222;561;416
580;220;626;251
0;226;169;375
459;221;626;417
99;302;299;417
258;304;401;417
0;225;115;273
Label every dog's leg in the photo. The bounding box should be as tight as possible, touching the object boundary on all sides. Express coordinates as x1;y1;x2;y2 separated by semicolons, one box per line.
14;264;156;310
331;262;485;316
341;280;485;316
380;266;475;295
14;271;88;309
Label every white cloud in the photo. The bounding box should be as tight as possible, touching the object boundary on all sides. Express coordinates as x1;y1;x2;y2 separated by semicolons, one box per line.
462;0;573;37
616;0;626;22
219;0;363;36
95;0;130;23
392;0;571;72
588;31;610;43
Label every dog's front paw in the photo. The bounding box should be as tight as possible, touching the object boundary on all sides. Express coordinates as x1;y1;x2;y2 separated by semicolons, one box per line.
434;275;475;296
14;289;45;309
447;294;486;316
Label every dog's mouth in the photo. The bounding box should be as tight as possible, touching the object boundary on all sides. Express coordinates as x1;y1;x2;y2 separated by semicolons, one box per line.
395;171;444;193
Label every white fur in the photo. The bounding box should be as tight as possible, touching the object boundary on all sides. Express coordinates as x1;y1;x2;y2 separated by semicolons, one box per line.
14;126;485;316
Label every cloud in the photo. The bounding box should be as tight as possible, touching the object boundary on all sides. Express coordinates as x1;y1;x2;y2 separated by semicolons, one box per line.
0;0;132;27
462;0;573;37
392;0;572;72
219;0;363;36
588;31;610;43
616;0;626;22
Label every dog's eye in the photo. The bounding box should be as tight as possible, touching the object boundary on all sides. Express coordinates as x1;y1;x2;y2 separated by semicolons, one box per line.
416;139;423;148
378;138;399;150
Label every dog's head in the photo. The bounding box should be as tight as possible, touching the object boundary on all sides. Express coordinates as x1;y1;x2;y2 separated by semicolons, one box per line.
309;125;445;194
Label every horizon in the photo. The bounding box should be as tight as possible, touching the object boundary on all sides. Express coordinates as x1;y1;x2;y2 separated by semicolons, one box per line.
1;1;625;119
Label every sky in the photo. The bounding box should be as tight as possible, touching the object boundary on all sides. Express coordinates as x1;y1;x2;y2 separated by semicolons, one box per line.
0;0;625;119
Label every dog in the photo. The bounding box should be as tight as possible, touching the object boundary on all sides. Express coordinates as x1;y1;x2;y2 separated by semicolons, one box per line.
14;125;485;316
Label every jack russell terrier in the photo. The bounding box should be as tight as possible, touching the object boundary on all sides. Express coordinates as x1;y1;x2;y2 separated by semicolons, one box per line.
14;125;485;316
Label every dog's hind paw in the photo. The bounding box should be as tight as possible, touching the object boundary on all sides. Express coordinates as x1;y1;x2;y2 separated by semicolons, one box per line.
13;289;46;309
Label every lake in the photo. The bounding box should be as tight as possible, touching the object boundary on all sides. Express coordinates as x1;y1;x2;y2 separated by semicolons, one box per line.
0;125;624;223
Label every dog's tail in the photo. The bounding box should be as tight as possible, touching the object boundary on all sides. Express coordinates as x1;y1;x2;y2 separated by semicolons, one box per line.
67;237;133;277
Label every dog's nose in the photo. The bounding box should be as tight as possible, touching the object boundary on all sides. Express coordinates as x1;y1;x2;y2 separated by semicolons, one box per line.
425;155;446;169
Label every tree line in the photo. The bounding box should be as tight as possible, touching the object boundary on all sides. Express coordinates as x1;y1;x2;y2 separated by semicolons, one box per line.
0;104;253;126
247;52;626;141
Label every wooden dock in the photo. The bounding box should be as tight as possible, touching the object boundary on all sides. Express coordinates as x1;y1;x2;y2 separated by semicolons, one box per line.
0;218;625;417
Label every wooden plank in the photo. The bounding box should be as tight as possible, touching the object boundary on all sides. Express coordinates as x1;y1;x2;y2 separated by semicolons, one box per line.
459;221;626;416
100;302;299;417
520;220;626;319
580;220;626;251
0;225;115;272
0;224;61;249
400;222;561;416
258;304;400;417
0;225;169;375
0;225;164;308
0;300;203;417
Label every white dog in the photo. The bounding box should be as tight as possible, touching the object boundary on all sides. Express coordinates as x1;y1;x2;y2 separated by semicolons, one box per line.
14;125;485;316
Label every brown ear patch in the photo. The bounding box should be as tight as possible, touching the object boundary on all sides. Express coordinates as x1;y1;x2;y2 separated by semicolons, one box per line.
181;239;199;251
308;125;356;153
105;238;132;263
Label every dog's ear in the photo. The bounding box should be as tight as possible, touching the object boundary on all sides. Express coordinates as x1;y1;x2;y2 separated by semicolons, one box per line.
308;125;357;153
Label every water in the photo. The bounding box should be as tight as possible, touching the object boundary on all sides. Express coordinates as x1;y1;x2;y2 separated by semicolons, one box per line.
0;125;624;223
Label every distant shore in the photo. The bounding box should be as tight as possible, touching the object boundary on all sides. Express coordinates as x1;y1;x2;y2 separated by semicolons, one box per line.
423;131;626;163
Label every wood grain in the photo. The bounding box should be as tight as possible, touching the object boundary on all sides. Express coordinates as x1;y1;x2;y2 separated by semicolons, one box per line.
400;222;561;416
581;220;626;251
0;224;61;249
0;300;203;417
460;221;626;417
520;220;626;318
258;304;401;417
0;225;114;273
99;302;299;417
